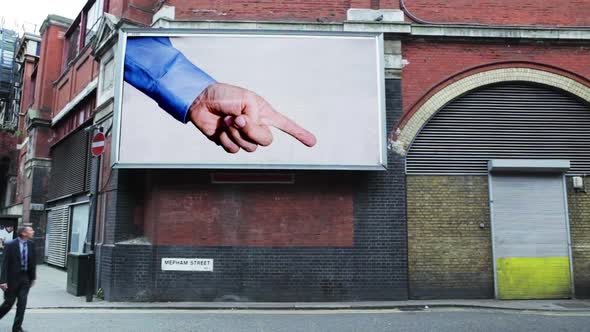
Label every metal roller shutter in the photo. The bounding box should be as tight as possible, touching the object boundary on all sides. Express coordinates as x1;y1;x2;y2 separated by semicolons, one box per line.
46;206;70;267
490;174;572;299
407;83;590;175
48;129;91;199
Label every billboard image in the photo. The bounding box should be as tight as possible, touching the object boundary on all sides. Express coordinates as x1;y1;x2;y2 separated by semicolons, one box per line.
113;30;385;169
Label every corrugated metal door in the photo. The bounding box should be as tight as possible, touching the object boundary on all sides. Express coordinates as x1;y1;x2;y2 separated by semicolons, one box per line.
46;206;70;267
407;83;590;175
490;174;572;299
48;128;91;200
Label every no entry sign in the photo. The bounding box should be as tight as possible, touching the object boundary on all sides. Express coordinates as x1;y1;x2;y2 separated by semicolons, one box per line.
91;132;106;157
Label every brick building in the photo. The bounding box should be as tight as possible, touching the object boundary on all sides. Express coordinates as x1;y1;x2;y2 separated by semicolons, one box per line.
0;31;42;239
0;27;20;236
392;3;590;300
8;0;590;302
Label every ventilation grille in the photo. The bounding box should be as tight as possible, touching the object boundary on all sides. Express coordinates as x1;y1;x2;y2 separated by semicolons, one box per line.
407;83;590;175
46;206;70;267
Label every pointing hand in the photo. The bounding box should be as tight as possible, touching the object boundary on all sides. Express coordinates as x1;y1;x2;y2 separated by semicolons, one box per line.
188;83;317;153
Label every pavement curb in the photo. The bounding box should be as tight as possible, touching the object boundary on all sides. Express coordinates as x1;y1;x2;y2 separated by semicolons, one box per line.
27;304;589;312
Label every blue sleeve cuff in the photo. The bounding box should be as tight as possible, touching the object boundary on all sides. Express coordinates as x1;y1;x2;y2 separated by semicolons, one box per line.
124;37;216;123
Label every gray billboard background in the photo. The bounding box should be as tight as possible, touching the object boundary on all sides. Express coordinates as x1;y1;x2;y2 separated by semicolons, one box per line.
114;31;385;169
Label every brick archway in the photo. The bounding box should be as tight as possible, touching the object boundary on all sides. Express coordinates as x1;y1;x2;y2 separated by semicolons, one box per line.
391;68;590;155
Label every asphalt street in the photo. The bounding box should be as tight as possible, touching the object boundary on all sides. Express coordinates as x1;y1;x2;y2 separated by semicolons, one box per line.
0;308;588;332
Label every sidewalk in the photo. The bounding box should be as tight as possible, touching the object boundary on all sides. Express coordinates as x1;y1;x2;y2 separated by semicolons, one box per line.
30;264;590;312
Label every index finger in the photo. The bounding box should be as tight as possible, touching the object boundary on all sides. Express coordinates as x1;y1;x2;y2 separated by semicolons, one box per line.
260;103;317;147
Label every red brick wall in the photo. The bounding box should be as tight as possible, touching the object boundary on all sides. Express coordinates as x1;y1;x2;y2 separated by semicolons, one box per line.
34;128;53;159
13;53;34;205
402;0;590;26
141;171;354;247
73;51;98;96
107;0;159;25
166;0;355;22
53;46;98;117
15;149;26;204
0;133;16;159
162;0;587;25
400;41;590;125
55;79;71;112
106;0;125;17
52;94;96;143
19;56;37;118
35;25;67;114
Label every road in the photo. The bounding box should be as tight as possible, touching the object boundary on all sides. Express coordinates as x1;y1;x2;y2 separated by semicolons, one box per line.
0;308;588;332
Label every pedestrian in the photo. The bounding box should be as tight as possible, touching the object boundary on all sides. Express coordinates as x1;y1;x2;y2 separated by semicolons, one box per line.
0;226;36;332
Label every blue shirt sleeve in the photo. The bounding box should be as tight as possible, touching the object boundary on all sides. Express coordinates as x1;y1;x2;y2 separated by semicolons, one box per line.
124;37;216;123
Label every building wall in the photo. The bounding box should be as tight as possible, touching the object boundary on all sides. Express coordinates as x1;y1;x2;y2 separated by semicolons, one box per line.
141;172;354;247
13;20;70;254
98;79;408;302
34;24;67;115
400;41;590;124
0;132;17;206
406;174;590;299
87;0;590;303
18;56;37;129
567;179;590;298
407;175;493;299
167;0;359;22
107;0;159;25
162;0;586;25
13;54;37;205
0;133;16;160
402;0;590;26
53;46;98;117
15;148;26;204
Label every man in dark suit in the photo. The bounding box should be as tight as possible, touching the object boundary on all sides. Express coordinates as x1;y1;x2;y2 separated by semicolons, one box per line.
0;226;36;332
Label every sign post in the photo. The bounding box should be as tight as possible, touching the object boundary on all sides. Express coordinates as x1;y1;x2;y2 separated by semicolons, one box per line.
86;130;104;302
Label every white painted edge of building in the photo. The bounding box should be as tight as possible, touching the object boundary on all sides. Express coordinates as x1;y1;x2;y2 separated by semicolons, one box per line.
51;78;98;126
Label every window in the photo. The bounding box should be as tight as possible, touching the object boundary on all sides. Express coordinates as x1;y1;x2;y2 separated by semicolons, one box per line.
62;0;104;67
85;0;104;45
69;203;89;254
65;26;80;65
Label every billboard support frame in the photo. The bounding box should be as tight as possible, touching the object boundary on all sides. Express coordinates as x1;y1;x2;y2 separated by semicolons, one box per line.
112;28;387;171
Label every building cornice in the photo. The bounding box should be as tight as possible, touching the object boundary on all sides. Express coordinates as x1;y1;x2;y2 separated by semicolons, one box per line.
25;108;51;130
152;18;590;42
40;14;73;35
410;24;590;41
24;157;52;169
22;33;41;42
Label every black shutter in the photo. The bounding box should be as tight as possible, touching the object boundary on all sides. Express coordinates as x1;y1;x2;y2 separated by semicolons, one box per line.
48;129;91;199
407;83;590;175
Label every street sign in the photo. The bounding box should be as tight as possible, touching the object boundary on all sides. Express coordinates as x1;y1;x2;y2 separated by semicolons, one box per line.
91;132;106;157
161;258;214;272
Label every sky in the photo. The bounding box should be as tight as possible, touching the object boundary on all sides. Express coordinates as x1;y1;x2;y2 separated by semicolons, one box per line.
1;0;87;34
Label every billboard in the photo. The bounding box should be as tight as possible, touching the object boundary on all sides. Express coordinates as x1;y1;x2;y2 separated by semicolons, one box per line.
113;29;386;169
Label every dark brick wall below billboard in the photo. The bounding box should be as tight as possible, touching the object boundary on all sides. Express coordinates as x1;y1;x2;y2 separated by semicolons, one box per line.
141;172;355;247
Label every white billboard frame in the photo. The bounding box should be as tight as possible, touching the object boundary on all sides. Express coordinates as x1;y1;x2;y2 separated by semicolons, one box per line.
112;28;387;170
